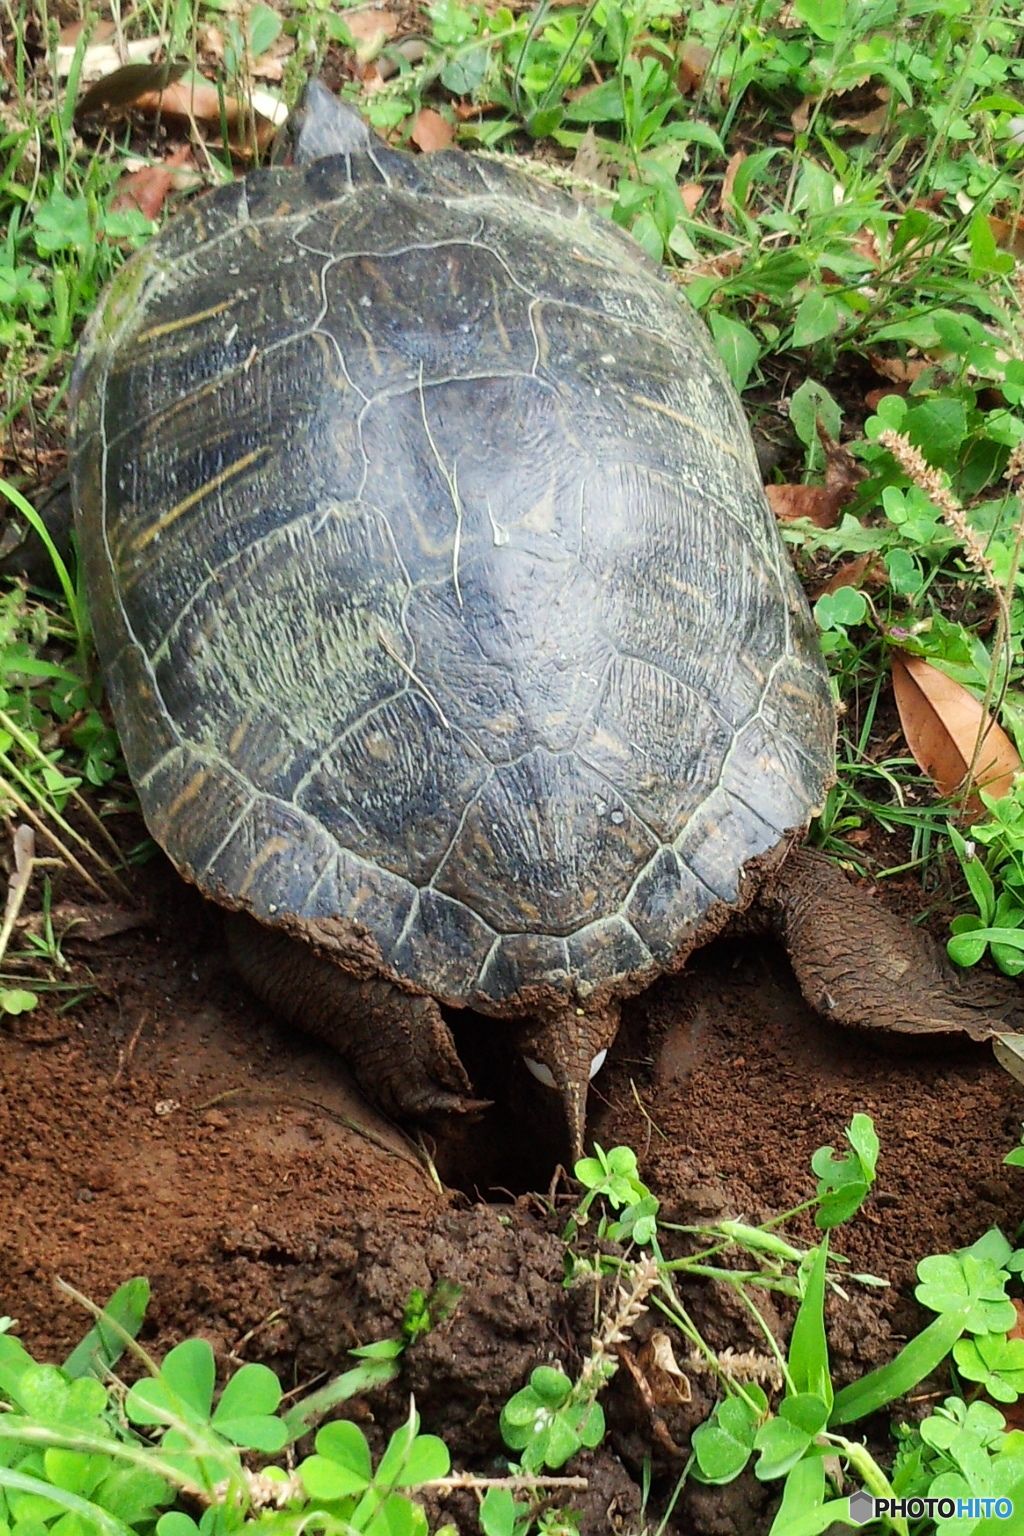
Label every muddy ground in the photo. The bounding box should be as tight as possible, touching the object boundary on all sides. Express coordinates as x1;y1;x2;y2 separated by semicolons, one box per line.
3;853;1024;1536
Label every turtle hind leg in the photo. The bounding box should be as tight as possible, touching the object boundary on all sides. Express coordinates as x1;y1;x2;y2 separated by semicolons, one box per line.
761;846;1023;1040
225;913;489;1122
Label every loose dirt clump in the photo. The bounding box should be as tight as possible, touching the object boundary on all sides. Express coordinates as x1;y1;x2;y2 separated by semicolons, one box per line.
3;857;1024;1534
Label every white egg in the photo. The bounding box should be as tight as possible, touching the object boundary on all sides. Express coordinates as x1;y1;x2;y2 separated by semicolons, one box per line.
523;1057;557;1089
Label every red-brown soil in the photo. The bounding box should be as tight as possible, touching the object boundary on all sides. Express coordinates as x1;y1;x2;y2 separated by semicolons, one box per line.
3;855;1023;1535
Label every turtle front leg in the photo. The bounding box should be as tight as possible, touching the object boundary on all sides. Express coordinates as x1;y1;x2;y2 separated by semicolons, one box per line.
760;846;1023;1039
225;913;489;1121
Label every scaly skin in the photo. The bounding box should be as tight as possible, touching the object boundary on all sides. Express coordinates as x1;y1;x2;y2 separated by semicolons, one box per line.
225;912;489;1122
765;848;1023;1040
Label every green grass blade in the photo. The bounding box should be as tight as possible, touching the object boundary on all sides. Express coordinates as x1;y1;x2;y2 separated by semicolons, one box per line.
0;478;85;651
788;1239;832;1411
829;1308;968;1426
62;1277;151;1379
281;1356;402;1442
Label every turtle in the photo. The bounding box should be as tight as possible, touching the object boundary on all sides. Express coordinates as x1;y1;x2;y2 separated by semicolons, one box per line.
68;79;1016;1163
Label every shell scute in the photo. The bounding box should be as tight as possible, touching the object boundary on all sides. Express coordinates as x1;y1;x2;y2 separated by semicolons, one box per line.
626;847;717;964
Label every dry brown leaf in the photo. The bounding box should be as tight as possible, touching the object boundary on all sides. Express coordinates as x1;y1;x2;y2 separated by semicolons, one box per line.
198;23;225;62
791;95;815;133
120;79;284;156
678;42;711;95
410;108;454;153
452;100;491;120
57;24;164;82
681;182;704;215
250;52;285;82
342;8;399;42
614;1347;688;1457
913;189;947;213
891;652;1020;811
343;8;399;65
720;149;747;212
820;551;884;595
359;65;388;96
853;227;881;267
59;17;112;45
832;102;890;134
687;250;746;281
44;902;151;942
986;1299;1024;1428
865;385;909;411
1011;1299;1024;1342
636;1332;691;1407
989;215;1024;261
74;60;185;116
765;425;862;529
765;483;843;527
867;353;929;386
111;145;196;219
572;126;617;191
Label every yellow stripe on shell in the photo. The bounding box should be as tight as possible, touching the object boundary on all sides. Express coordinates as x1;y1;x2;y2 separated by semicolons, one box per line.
135;297;239;344
130;446;269;553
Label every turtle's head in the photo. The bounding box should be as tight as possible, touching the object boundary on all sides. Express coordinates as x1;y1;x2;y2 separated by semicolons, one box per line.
519;1002;620;1168
286;78;376;166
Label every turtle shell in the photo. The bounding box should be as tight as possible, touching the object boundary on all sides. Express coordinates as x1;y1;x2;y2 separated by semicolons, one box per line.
69;139;835;1013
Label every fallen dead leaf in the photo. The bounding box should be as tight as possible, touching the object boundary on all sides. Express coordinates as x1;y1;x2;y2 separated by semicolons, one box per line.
410;108;454;153
572;126;617;192
681;182;704;215
913;189;947;213
198;23;225;63
614;1347;688;1458
453;100;494;121
343;8;399;66
58;17;112;45
678;42;711;95
853;227;882;268
989;215;1024;261
891;652;1021;812
765;424;862;529
720;149;747;212
686;250;746;281
31;902;152;943
57;28;165;83
637;1332;691;1407
867;353;929;386
765;483;843;526
359;65;389;96
250;49;289;83
791;95;814;134
74;60;185;117
343;8;399;44
984;1298;1024;1428
865;385;908;411
833;102;890;134
107;77;286;156
819;551;885;595
111;145;197;219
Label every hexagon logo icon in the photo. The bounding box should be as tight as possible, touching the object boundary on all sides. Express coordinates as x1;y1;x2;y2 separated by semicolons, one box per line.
848;1491;876;1525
